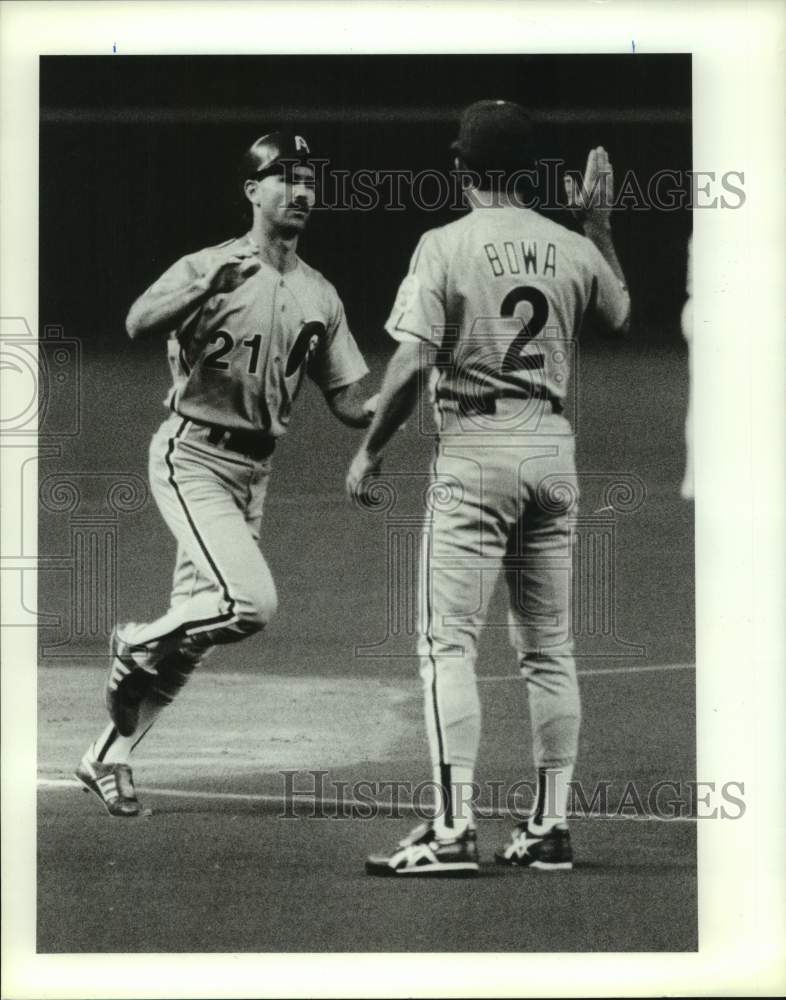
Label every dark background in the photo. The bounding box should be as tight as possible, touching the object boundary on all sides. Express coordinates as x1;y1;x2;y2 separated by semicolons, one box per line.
40;54;691;349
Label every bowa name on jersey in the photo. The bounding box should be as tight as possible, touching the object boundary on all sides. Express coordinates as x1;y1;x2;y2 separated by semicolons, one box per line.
483;240;558;279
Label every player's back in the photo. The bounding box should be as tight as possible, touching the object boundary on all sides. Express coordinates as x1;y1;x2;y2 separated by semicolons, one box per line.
387;199;629;426
434;206;608;408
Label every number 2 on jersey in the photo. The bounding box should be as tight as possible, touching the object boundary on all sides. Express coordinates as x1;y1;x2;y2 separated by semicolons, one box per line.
500;286;548;373
203;331;233;370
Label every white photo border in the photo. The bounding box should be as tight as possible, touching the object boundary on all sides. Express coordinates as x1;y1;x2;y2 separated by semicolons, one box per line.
1;1;784;997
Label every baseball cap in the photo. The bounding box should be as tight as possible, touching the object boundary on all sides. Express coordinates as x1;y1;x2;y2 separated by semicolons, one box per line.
240;131;314;181
451;100;535;172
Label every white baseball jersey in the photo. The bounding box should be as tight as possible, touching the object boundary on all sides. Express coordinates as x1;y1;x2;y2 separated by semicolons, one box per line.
386;206;628;412
146;235;369;436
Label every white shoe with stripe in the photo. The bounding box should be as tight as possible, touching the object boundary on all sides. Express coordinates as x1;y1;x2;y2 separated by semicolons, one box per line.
494;819;573;870
366;822;479;877
75;755;142;818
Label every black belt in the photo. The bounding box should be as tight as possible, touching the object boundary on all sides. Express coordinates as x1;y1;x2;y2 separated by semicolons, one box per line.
436;385;564;417
205;425;276;460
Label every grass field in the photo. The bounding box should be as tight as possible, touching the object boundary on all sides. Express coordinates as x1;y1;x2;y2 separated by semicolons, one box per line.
37;340;696;952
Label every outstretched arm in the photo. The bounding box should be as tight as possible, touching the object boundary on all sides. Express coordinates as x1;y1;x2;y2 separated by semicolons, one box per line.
323;380;376;429
126;275;211;340
565;146;631;334
125;246;261;339
346;341;427;500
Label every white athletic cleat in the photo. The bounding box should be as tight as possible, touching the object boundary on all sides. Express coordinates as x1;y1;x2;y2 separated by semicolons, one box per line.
494;819;573;870
365;822;479;877
75;754;142;818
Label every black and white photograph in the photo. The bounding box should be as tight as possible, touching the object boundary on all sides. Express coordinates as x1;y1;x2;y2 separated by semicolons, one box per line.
1;1;784;997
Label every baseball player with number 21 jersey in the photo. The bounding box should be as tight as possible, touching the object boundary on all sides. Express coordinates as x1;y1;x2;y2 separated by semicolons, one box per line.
348;100;630;876
77;131;374;816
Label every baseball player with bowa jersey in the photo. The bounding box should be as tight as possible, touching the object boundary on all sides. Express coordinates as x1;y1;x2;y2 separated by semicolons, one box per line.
347;100;630;876
77;131;373;817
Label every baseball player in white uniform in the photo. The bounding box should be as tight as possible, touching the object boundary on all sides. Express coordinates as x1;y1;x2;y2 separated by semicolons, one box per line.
77;131;373;816
347;101;630;875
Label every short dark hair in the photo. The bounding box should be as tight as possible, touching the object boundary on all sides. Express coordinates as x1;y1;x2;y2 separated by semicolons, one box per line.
455;154;538;195
451;99;537;192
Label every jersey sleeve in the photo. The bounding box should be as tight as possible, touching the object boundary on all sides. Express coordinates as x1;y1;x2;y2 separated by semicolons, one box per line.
584;238;630;332
385;232;447;344
145;253;203;296
141;253;205;340
308;290;370;391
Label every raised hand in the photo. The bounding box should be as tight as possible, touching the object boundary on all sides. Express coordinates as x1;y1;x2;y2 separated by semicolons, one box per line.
206;247;262;293
564;146;614;230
